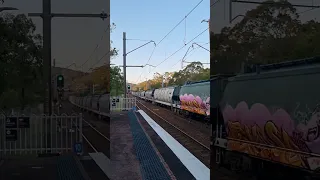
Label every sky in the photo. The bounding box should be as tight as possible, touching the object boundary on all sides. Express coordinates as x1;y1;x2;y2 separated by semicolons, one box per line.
2;0;319;84
111;0;210;83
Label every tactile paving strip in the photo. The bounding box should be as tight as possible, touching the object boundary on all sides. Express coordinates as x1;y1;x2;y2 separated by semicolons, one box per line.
57;155;89;180
128;110;171;180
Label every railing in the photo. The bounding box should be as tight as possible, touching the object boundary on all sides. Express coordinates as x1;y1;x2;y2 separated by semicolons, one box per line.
110;97;136;112
0;113;83;158
69;96;136;115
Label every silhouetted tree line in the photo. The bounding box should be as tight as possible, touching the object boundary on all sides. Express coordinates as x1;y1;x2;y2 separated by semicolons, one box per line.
210;0;320;74
134;61;210;91
0;13;43;109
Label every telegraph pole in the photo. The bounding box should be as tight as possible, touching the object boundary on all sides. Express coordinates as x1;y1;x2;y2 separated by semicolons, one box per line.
28;0;109;115
123;32;127;98
122;32;156;98
28;0;110;153
210;1;214;178
52;58;56;111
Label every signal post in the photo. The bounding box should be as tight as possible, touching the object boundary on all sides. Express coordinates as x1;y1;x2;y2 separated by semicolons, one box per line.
55;74;64;114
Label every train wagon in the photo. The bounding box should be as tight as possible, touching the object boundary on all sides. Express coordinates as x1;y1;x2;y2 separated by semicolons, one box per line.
153;86;175;107
99;94;110;113
171;86;181;112
145;89;154;102
140;91;145;98
179;80;210;117
142;90;147;99
216;57;320;178
84;95;92;109
91;94;102;111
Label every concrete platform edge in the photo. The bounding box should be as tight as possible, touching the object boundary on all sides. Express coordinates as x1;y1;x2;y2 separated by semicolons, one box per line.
72;155;92;180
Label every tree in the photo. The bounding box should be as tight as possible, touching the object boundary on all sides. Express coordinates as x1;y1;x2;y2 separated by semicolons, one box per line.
210;0;320;75
0;13;43;109
134;61;210;90
110;66;124;96
109;23;118;58
167;62;209;86
71;23;119;96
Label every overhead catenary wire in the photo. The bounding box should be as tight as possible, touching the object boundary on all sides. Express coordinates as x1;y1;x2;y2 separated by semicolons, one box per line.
171;46;198;70
126;38;153;42
135;45;157;83
170;42;209;70
146;0;204;64
136;0;217;84
211;0;221;7
90;50;113;69
297;6;319;14
80;28;109;69
153;28;208;69
56;27;109;71
138;42;209;84
70;50;112;87
140;28;208;83
156;0;204;46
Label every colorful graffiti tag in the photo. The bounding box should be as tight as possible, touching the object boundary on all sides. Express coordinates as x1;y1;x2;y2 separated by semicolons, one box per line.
223;101;320;171
179;94;210;116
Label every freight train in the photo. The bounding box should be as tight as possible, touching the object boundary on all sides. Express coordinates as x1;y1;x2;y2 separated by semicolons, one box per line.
69;93;110;116
211;57;320;179
132;80;211;122
69;57;320;178
133;57;320;178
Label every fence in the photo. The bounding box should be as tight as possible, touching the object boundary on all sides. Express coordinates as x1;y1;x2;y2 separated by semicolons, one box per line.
110;97;136;112
0;113;83;158
69;96;136;113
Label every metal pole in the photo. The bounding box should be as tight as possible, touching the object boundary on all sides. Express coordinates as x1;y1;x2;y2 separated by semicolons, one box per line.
43;0;52;115
123;32;127;98
208;20;210;44
229;0;232;23
0;7;18;13
192;43;210;52
43;0;52;153
106;1;111;117
28;7;109;115
119;65;144;68
210;1;214;177
53;59;56;113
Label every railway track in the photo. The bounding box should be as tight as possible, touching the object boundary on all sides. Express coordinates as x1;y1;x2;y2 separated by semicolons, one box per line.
136;100;211;168
65;103;110;157
81;117;110;157
137;98;211;134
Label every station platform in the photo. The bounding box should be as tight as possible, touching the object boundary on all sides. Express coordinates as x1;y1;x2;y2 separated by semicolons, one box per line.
0;154;111;180
0;108;209;180
110;109;209;180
